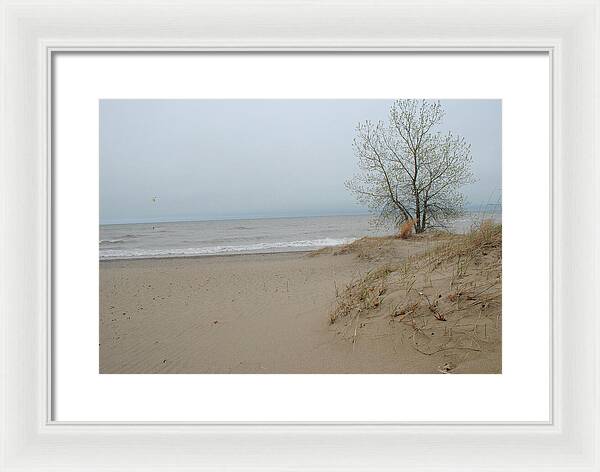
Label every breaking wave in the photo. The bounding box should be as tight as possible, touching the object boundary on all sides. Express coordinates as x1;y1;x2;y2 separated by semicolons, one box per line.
100;237;354;260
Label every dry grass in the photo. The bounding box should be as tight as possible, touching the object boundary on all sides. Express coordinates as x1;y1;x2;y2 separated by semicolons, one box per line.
309;236;396;261
329;264;394;324
398;219;416;239
425;219;501;267
328;220;502;365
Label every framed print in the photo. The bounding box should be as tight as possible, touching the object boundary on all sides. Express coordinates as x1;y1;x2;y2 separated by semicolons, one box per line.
1;1;599;471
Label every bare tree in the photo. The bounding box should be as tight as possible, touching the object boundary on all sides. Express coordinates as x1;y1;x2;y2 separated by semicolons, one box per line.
346;99;474;233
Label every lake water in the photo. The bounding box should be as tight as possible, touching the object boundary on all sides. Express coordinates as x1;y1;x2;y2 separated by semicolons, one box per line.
99;211;501;260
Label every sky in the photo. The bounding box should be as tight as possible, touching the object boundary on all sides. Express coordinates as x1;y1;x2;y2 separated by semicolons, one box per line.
100;99;501;224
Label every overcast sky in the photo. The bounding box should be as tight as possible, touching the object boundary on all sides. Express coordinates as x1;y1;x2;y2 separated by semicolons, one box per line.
100;99;501;224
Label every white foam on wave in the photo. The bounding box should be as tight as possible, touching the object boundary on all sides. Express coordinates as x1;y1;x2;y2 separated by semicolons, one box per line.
100;234;138;245
99;237;355;260
100;239;126;244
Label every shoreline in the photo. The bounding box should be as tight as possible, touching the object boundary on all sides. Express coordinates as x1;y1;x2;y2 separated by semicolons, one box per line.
99;212;502;263
99;248;318;263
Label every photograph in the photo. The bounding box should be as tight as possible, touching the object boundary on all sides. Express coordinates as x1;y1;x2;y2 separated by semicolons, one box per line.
99;98;502;374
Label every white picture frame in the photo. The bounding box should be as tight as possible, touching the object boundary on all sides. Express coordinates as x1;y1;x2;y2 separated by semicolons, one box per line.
0;0;598;470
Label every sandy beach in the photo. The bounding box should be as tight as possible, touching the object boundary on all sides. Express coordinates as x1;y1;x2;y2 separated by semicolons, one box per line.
100;228;501;374
99;99;502;374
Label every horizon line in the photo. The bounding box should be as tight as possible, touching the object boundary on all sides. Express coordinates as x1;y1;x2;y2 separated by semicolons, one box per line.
99;205;501;226
99;211;372;226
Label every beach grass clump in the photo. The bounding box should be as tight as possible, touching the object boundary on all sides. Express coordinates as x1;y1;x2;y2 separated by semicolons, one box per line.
329;221;502;361
423;219;501;268
329;264;394;324
308;236;394;260
333;236;394;258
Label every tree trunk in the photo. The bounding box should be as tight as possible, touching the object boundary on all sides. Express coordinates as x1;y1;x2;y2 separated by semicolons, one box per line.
421;204;428;232
413;182;421;233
